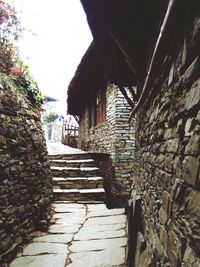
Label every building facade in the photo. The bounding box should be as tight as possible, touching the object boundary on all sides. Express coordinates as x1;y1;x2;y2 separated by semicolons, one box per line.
78;83;135;189
68;1;200;266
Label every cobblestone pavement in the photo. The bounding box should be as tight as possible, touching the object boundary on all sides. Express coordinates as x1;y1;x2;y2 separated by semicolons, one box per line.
10;143;128;267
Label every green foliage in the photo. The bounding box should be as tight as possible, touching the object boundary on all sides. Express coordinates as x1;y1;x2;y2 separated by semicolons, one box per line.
0;1;44;105
11;60;44;105
0;0;20;74
43;113;59;123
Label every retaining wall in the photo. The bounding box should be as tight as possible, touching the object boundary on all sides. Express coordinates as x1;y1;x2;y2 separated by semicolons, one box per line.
0;74;53;264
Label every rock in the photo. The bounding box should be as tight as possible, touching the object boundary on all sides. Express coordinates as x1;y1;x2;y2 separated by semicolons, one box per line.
184;118;195;136
185;134;200;155
182;156;200;186
158;207;168;225
162;190;172;216
166;138;179;153
185;79;200;111
0;135;6;145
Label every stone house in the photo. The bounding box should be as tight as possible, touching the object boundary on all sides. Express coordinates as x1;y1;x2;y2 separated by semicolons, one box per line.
68;1;200;266
68;42;137;193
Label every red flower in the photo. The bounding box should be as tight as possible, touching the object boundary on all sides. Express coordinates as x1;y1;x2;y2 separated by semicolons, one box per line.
10;65;23;77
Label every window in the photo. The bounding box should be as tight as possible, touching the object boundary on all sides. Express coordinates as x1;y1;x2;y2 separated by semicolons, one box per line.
96;88;106;125
89;88;106;128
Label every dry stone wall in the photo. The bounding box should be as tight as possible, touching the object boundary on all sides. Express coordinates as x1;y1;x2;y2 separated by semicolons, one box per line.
131;13;200;267
114;88;135;189
78;84;135;193
0;74;53;265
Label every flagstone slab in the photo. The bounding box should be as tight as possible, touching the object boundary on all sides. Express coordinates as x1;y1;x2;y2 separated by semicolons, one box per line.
84;215;127;226
79;222;126;233
88;208;125;218
50;221;82;227
79;188;105;193
33;233;73;244
87;204;107;211
48;224;80;234
53;203;86;211
75;228;126;241
53;212;85;220
51;159;94;164
55;217;85;225
68;247;126;267
10;255;67;267
54;204;86;213
70;237;127;252
54;207;86;214
22;242;68;256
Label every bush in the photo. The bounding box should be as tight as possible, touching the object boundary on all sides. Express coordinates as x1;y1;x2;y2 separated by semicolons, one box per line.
0;0;44;105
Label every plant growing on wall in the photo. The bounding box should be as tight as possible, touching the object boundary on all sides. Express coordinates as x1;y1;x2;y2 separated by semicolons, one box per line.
10;61;44;105
0;0;44;105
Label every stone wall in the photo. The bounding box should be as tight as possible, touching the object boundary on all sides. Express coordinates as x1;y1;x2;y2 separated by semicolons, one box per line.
130;13;200;266
78;84;135;192
0;74;53;265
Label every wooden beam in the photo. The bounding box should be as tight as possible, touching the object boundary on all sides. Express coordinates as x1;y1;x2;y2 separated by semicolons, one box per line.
128;0;181;121
118;85;135;108
127;86;138;102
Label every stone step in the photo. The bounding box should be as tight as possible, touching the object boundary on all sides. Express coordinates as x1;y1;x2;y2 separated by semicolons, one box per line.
51;166;100;177
48;153;91;161
53;188;106;201
53;177;104;189
50;159;95;168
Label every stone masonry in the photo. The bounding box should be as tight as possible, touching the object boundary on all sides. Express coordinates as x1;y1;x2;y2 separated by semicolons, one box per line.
78;84;135;192
130;13;200;266
0;73;52;265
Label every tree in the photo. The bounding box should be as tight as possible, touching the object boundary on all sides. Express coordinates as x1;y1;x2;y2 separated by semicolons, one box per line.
0;0;20;73
0;1;44;105
43;113;59;123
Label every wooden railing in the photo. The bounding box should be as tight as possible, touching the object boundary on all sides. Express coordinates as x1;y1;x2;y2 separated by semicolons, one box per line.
63;124;78;136
62;121;79;147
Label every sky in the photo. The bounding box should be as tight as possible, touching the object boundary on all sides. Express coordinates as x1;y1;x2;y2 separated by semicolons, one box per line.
15;0;92;113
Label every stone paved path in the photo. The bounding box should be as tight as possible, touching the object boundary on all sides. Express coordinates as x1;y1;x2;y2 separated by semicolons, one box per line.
10;143;128;267
47;141;86;155
10;202;127;267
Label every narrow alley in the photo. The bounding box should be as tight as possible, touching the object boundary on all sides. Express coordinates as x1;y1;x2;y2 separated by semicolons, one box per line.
1;1;200;266
10;143;128;267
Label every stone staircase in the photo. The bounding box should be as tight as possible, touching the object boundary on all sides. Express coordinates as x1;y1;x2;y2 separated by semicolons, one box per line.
49;152;106;202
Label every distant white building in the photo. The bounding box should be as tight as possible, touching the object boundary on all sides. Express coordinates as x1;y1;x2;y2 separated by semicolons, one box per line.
42;96;64;142
41;96;79;143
